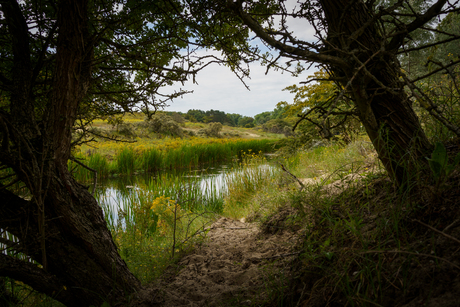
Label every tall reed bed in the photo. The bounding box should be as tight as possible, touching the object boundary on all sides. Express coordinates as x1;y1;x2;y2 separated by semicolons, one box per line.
96;151;274;283
223;151;280;219
70;138;277;181
68;152;112;182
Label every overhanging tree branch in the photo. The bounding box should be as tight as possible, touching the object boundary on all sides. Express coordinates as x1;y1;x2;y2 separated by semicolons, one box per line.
0;253;74;305
387;0;449;51
226;0;349;68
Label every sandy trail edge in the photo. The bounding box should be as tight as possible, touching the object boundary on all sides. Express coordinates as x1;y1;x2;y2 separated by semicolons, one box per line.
153;217;299;306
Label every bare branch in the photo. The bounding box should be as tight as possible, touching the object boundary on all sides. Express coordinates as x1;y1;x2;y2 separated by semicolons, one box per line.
387;0;449;51
226;0;349;68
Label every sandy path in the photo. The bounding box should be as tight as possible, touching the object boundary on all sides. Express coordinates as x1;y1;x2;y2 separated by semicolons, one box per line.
156;217;299;306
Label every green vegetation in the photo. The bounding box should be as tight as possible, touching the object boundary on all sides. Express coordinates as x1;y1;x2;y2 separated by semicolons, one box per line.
1;1;460;306
96;150;272;284
69;137;277;181
220;137;460;306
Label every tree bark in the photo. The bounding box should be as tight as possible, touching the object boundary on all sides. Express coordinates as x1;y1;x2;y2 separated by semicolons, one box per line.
1;173;142;306
319;0;432;185
227;0;436;185
0;0;143;305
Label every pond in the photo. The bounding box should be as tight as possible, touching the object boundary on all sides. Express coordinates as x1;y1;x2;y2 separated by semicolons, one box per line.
95;159;276;227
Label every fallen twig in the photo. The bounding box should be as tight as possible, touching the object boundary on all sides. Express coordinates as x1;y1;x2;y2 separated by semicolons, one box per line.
414;219;460;245
279;163;305;190
258;251;302;260
444;219;460;232
360;250;460;270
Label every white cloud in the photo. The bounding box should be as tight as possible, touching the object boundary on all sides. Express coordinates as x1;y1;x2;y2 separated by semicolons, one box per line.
165;50;317;117
164;1;320;117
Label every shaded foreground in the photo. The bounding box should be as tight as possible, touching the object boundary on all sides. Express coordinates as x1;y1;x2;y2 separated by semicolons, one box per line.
145;146;460;306
153;217;300;306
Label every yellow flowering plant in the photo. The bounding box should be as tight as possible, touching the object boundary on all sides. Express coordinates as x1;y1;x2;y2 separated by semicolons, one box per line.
150;195;189;237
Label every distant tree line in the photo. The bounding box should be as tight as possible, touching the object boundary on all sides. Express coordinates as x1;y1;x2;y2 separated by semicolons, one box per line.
164;105;289;129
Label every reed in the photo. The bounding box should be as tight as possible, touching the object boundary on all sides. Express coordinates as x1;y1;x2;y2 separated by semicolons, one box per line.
71;138;277;182
144;173;225;212
89;152;111;178
93;149;280;283
96;170;227;283
115;147;137;176
223;151;279;219
142;147;163;172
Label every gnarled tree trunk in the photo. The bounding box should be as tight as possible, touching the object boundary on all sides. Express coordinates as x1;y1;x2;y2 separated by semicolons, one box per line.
0;0;143;305
1;174;142;306
320;0;432;185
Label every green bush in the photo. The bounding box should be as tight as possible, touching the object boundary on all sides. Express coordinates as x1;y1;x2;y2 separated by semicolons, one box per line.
140;113;183;137
197;122;223;137
262;119;291;135
117;123;137;138
205;122;223;137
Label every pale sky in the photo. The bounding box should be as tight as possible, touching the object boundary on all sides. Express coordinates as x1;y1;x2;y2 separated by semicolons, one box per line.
165;1;319;117
165;57;317;117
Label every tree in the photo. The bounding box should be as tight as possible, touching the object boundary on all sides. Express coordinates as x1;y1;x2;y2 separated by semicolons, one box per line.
227;112;243;126
204;109;231;125
186;109;206;122
280;70;360;140
0;0;251;305
254;111;272;125
218;0;460;185
238;116;255;127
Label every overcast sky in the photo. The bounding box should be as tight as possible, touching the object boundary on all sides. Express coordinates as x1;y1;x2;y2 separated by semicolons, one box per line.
164;1;319;117
164;57;317;117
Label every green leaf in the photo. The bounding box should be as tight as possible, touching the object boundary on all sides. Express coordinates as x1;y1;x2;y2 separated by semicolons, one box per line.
428;160;442;178
428;142;448;177
453;153;460;168
431;142;448;166
446;152;460;175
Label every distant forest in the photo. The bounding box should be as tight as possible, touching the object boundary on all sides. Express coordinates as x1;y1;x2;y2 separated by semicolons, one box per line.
168;105;288;128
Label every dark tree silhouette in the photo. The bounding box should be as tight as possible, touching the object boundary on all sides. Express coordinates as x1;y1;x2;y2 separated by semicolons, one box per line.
218;0;460;184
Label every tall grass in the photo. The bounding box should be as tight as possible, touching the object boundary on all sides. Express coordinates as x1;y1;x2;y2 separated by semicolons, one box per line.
97;183;220;283
115;147;137;175
96;151;276;283
223;151;280;219
70;138;277;181
68;152;111;182
233;139;460;306
96;173;223;282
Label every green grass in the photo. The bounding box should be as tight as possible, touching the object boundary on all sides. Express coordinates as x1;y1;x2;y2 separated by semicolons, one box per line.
228;137;460;307
70;138;278;182
96;152;273;283
97;182;220;283
115;147;137;176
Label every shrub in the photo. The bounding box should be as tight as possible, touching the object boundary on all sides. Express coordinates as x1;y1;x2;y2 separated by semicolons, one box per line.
205;122;223;137
262;119;291;134
140;113;183;137
197;122;223;137
117;123;137;138
169;112;186;125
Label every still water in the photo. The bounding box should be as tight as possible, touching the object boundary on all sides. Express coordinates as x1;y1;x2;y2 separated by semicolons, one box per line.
95;160;275;226
95;164;230;207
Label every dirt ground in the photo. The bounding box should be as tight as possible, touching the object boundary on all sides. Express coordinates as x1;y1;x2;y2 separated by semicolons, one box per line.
153;216;300;306
136;168;460;307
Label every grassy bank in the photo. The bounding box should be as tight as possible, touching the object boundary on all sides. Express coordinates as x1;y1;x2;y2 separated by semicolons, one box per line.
221;137;460;306
222;139;377;220
96;150;273;283
69;138;277;181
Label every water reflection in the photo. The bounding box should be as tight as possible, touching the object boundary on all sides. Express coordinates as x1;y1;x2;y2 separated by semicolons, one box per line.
95;161;276;227
95;164;232;221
